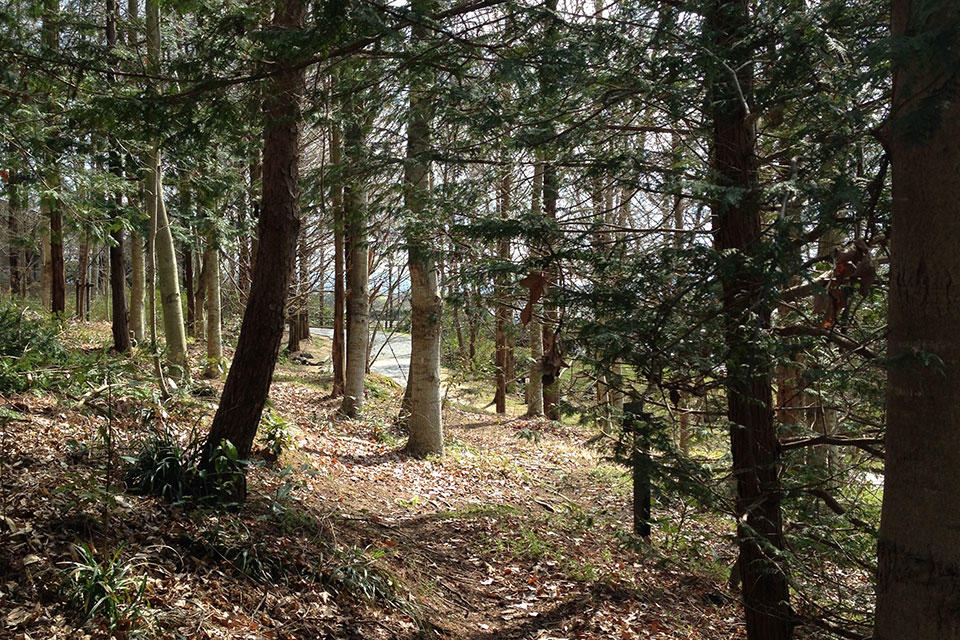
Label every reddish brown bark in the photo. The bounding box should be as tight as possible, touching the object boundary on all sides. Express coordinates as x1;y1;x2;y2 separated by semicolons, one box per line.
203;0;306;463
875;2;960;638
709;1;792;638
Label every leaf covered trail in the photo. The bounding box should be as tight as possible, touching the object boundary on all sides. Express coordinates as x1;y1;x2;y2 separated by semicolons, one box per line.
0;333;742;639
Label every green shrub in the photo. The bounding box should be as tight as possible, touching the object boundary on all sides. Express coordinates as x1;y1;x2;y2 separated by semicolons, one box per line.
124;427;194;503
62;544;148;633
259;410;295;461
124;429;246;507
0;303;65;392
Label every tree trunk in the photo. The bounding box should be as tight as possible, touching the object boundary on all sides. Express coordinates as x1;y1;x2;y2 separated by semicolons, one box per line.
526;160;544;416
41;0;64;316
106;0;130;352
149;152;189;370
298;219;310;339
6;180;24;297
708;1;792;638
403;0;443;456
339;106;370;418
541;161;560;421
494;168;511;415
874;3;960;638
145;0;187;370
129;226;146;343
203;0;306;462
184;244;195;337
331;125;346;397
203;239;222;378
76;237;89;319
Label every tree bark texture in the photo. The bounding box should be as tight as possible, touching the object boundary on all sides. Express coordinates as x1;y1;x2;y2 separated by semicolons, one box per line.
874;3;960;639
709;1;792;638
203;0;306;460
403;0;444;456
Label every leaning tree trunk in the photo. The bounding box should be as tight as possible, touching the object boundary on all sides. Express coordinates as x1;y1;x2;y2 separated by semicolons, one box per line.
339;80;370;419
203;0;306;462
874;2;960;638
708;1;792;638
145;0;187;370
403;0;443;456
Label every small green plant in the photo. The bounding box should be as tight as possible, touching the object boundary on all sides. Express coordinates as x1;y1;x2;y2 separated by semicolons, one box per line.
515;428;542;445
0;302;66;392
195;439;247;505
62;544;148;633
124;429;246;507
259;410;295;461
124;427;194;502
321;545;402;605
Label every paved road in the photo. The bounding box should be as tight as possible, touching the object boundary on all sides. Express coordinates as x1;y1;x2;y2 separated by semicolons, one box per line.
312;327;412;385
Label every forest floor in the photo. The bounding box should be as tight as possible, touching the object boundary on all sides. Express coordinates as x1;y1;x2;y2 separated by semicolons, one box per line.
0;324;744;639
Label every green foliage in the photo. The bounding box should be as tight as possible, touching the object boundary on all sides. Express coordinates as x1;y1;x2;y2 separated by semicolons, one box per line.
320;545;403;607
258;410;295;461
62;544;149;633
0;303;66;392
124;426;195;503
124;428;246;508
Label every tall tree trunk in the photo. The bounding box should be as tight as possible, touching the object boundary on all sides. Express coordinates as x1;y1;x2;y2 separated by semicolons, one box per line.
708;1;792;638
403;0;443;455
42;0;65;316
203;0;306;462
203;238;222;378
541;161;560;421
331;125;346;397
6;180;23;297
875;3;960;638
527;159;544;417
298;220;310;339
76;237;89;319
339;101;370;418
494;168;511;415
145;0;187;370
184;244;195;337
105;0;130;353
129;226;146;343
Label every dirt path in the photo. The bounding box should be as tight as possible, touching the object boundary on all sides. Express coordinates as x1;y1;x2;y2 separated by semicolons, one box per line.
267;379;743;639
0;339;742;639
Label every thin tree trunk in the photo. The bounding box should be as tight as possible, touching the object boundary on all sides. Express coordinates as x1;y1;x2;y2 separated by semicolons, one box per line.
298;219;310;339
203;0;306;463
184;244;195;337
42;0;64;316
6;180;23;297
104;0;130;353
403;0;443;455
145;0;187;371
494;169;511;415
203;238;222;378
331;125;346;397
709;1;792;637
76;238;89;319
129;226;146;343
875;2;960;638
340;102;370;418
526;159;544;416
